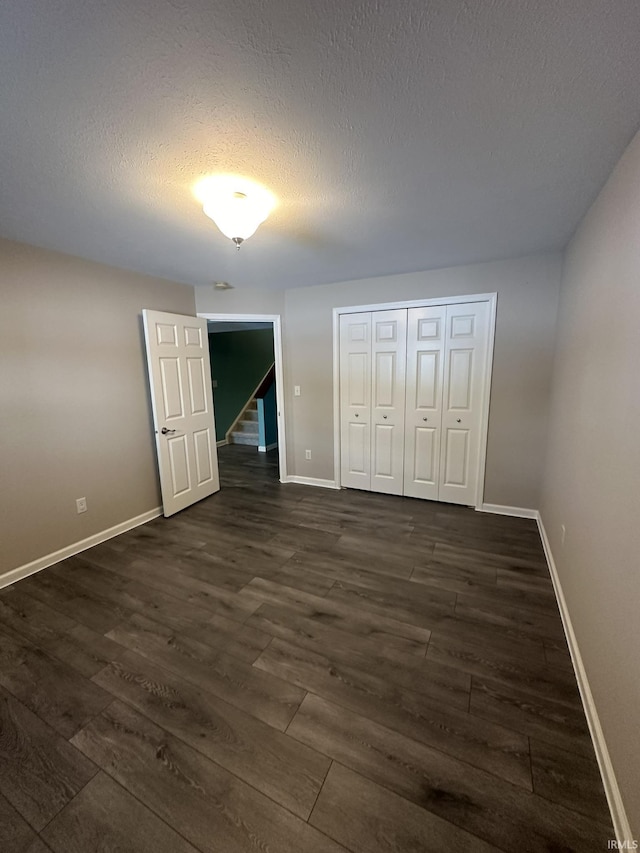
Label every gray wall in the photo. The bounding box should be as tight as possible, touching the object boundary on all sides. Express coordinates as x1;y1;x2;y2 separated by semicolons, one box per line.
197;286;284;316
540;130;640;838
0;238;195;578
282;253;561;507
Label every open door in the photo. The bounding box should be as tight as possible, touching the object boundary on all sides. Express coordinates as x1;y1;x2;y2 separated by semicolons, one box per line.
142;309;220;517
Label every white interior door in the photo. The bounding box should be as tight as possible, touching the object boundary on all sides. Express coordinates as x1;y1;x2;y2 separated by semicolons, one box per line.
142;309;220;517
404;306;446;500
339;312;372;490
439;301;490;505
371;309;407;496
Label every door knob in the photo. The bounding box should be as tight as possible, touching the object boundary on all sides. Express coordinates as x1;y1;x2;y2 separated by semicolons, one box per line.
456;419;461;423
161;427;176;435
423;417;428;422
355;413;359;418
383;415;388;419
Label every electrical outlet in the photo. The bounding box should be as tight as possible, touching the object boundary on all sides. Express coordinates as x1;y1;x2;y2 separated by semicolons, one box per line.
305;449;312;460
561;524;566;545
76;497;87;514
294;385;301;397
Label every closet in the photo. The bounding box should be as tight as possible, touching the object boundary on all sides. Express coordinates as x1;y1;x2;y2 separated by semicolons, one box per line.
339;299;492;506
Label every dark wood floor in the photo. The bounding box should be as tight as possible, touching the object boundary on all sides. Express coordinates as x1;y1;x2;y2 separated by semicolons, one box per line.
1;446;613;852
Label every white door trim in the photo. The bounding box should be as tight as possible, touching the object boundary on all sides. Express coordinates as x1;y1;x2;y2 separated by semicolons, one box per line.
197;313;288;482
333;293;497;508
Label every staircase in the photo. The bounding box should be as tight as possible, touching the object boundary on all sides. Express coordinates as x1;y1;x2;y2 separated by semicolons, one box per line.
228;399;260;446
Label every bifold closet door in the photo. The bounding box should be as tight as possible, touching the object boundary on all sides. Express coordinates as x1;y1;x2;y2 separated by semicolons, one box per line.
340;301;491;504
339;312;372;490
370;310;407;495
403;306;446;500
339;310;407;494
439;301;491;505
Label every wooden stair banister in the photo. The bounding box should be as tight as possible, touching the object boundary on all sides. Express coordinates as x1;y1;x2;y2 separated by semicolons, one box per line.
254;364;276;400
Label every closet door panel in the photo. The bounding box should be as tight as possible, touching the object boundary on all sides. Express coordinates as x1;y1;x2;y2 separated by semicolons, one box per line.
372;424;395;478
370;310;407;495
346;421;369;477
442;428;469;486
439;302;490;505
412;426;439;485
447;349;473;409
340;313;372;490
404;306;445;500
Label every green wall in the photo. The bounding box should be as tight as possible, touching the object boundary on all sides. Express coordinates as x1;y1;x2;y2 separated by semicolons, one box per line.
208;329;274;441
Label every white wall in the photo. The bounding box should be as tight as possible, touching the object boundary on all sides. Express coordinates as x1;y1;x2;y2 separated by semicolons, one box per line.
284;253;561;508
540;130;640;839
0;238;195;578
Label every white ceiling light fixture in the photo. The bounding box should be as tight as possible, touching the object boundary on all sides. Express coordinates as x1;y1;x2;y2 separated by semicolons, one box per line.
195;175;276;250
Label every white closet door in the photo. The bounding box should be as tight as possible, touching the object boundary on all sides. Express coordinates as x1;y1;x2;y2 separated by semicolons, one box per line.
370;309;407;495
339;312;372;490
439;301;491;505
404;306;446;500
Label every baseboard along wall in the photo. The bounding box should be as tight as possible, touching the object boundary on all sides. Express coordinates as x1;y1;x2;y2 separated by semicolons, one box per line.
0;507;162;591
535;512;633;848
285;475;340;490
482;502;631;845
478;502;538;519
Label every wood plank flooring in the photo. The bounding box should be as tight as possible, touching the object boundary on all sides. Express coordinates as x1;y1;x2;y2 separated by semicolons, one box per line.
0;445;614;852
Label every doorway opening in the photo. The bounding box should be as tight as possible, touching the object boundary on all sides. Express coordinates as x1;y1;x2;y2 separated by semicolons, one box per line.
198;313;287;483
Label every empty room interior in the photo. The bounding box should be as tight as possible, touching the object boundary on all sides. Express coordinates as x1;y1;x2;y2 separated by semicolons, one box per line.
1;2;640;852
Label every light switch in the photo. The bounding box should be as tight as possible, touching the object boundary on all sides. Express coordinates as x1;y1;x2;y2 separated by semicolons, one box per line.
294;385;301;396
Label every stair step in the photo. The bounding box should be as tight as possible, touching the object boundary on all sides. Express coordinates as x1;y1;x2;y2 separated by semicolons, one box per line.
226;396;260;446
230;431;259;446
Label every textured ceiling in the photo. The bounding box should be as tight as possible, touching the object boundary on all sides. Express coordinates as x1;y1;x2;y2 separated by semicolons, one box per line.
1;1;640;291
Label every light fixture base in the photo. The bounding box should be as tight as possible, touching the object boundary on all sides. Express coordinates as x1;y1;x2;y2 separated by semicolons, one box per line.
232;237;244;251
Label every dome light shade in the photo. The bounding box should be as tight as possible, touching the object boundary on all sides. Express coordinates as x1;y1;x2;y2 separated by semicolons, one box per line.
195;176;275;249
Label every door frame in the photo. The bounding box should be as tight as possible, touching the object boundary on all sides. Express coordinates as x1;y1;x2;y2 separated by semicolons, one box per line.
198;312;288;482
332;293;497;509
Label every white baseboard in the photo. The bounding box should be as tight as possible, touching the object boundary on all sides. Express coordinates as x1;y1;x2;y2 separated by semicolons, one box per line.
536;512;632;847
216;439;228;448
478;502;538;519
285;475;340;490
0;507;162;591
258;442;278;452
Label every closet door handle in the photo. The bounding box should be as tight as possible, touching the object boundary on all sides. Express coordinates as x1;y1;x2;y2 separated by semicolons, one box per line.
423;417;428;422
456;419;461;423
382;415;388;419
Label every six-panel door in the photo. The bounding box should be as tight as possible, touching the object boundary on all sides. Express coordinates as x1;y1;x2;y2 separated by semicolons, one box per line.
403;306;446;500
439;301;490;505
371;310;407;495
339;313;372;490
143;309;220;517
